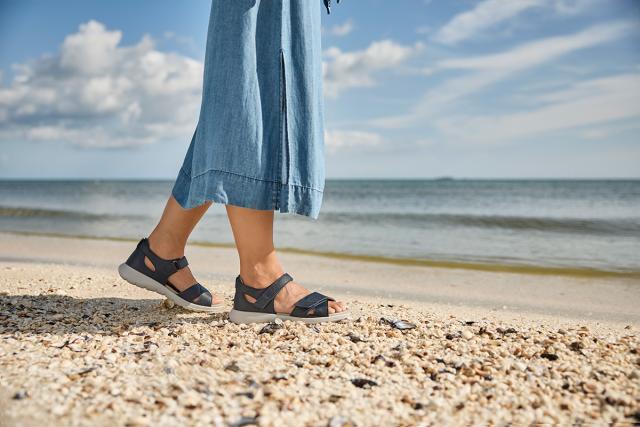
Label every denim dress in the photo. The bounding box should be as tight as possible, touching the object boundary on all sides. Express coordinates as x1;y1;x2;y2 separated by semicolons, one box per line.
171;0;326;219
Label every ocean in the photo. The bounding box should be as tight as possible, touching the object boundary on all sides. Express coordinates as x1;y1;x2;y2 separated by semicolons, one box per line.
1;179;639;277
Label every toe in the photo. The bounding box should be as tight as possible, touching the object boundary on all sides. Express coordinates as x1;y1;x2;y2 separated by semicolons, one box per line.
329;300;342;313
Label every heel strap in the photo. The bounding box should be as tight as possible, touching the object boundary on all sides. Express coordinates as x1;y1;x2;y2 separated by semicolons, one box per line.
138;237;189;274
236;273;293;310
137;237;189;290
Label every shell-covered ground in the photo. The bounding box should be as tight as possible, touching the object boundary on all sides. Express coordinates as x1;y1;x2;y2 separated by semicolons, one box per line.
1;263;639;426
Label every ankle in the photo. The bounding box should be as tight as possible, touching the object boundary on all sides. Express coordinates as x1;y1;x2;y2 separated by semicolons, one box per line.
239;254;284;288
148;229;186;259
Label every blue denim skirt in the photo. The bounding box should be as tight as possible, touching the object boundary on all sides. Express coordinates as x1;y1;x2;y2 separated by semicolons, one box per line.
171;0;325;219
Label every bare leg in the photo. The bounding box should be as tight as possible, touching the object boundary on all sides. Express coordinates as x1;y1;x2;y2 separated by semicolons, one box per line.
225;205;346;314
145;196;221;304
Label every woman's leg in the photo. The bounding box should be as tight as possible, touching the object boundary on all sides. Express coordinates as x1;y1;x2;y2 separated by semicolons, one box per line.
225;205;346;314
145;196;221;304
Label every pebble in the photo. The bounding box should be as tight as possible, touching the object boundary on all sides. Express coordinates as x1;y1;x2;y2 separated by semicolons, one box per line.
0;265;638;426
12;390;28;400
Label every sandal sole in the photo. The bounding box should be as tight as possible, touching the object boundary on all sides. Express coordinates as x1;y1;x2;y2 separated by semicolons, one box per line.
118;263;226;313
228;308;350;324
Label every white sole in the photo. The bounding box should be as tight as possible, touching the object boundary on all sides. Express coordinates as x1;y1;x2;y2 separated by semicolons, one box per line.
228;308;351;324
118;263;226;313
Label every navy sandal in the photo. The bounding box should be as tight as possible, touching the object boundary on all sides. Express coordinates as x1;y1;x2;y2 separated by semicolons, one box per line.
118;238;224;313
228;272;350;324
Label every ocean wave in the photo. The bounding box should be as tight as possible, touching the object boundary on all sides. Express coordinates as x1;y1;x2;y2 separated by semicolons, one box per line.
3;205;640;237
0;206;136;221
321;211;640;236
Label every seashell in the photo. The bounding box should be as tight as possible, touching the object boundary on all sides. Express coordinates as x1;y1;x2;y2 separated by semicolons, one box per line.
380;318;416;330
351;378;378;388
371;355;396;368
328;416;355;427
569;341;584;352
540;352;559;361
12;390;29;400
259;322;283;335
461;330;473;340
225;361;241;372
229;416;258;427
347;332;367;343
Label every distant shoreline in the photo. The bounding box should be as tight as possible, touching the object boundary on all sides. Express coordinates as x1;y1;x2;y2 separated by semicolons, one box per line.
3;229;639;280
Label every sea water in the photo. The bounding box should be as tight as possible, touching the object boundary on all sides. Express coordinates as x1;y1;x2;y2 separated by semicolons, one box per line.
1;179;639;275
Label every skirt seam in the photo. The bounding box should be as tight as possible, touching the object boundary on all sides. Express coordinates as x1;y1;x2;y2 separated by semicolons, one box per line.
178;167;324;193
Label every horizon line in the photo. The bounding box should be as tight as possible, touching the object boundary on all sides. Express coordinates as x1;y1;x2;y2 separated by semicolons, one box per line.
1;177;639;181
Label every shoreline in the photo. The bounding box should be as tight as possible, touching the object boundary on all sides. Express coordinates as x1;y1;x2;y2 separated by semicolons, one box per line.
2;229;639;280
1;231;639;326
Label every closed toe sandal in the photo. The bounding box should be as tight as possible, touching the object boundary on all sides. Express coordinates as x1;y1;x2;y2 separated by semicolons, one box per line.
118;238;225;313
228;272;350;324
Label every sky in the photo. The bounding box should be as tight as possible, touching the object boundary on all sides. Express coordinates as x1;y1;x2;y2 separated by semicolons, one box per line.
0;0;639;179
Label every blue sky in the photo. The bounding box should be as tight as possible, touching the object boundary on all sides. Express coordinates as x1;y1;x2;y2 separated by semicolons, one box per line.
0;0;639;179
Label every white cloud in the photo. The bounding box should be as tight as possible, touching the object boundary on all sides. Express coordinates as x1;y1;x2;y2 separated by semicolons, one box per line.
434;0;601;45
553;0;600;15
434;0;544;45
438;20;633;71
163;31;198;51
436;73;640;145
324;129;383;153
373;21;635;129
323;39;424;97
324;19;354;37
0;20;203;148
416;25;431;35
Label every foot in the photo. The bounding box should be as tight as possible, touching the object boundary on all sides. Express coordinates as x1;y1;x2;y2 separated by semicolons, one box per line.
240;269;347;315
146;234;222;305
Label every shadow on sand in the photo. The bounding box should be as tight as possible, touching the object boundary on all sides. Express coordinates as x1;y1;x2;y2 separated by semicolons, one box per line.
0;294;228;337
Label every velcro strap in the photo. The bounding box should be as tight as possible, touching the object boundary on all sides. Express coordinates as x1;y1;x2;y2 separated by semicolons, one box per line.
173;256;189;270
294;292;328;310
253;273;294;309
139;239;177;276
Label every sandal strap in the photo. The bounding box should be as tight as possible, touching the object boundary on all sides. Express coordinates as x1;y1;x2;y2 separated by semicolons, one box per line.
178;283;212;306
125;238;214;307
173;256;189;269
138;238;189;278
291;292;334;318
236;273;293;310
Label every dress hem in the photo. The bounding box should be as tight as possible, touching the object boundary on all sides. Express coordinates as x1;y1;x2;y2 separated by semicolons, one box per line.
171;167;323;220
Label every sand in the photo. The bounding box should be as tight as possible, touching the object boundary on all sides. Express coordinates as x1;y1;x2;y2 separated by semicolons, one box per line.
0;232;639;426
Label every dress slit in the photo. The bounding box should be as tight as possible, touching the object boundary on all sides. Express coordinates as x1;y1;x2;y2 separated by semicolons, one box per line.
280;49;291;188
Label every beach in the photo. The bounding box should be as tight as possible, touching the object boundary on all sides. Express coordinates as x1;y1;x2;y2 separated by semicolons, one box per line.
1;232;639;426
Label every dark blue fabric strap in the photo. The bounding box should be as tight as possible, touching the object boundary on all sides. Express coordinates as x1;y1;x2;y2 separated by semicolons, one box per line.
235;276;265;300
138;238;189;280
253;273;293;309
178;283;212;306
174;256;189;269
125;238;212;307
235;273;294;310
291;292;333;318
